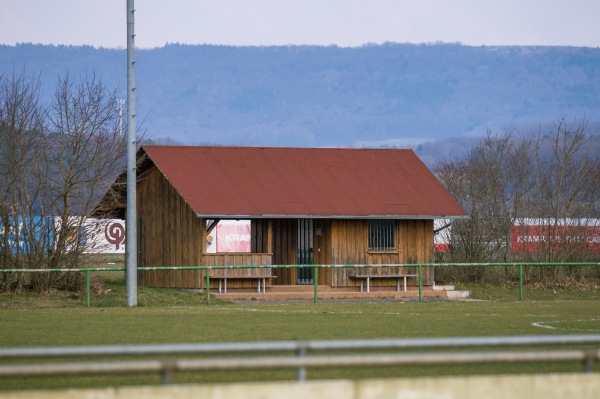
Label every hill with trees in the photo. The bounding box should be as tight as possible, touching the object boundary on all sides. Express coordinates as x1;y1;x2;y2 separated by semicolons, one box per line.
1;43;599;154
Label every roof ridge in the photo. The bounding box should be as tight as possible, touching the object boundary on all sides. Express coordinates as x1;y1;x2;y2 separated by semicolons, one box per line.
142;144;414;152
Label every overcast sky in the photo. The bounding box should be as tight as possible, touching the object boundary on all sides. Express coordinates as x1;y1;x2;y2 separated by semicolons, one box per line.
1;0;599;48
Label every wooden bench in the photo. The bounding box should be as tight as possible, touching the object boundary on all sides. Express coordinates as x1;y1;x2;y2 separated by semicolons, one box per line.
210;276;277;294
349;274;418;293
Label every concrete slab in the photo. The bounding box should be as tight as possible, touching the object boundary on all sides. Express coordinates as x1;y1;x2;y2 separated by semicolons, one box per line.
212;285;469;301
3;373;599;399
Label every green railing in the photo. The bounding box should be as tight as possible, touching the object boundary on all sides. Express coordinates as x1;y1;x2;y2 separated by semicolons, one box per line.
1;262;598;307
0;267;125;308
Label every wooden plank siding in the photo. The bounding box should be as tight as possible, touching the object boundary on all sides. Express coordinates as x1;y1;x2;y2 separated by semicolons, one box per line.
137;166;205;288
136;167;433;289
270;219;296;285
199;222;274;290
329;219;434;287
313;219;332;286
204;254;272;290
137;166;274;289
399;219;434;285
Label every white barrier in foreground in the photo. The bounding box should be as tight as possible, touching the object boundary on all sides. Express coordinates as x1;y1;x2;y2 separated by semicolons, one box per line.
1;373;599;399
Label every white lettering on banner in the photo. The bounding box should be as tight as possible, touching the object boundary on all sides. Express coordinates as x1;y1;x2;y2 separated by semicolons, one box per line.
224;234;251;242
511;220;600;254
517;235;545;243
517;235;598;244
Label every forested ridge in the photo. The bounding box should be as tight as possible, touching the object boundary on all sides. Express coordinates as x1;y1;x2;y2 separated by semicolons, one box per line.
2;42;599;156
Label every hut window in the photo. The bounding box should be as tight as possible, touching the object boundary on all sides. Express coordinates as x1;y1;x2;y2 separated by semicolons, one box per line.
368;220;396;251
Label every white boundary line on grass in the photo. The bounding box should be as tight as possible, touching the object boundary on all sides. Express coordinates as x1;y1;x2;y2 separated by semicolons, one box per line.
531;318;600;332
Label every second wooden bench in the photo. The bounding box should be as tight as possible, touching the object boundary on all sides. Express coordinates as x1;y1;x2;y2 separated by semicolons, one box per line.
211;276;277;294
349;274;418;293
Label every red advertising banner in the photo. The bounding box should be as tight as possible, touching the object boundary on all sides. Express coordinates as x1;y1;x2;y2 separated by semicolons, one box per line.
434;243;452;253
215;221;251;253
511;219;600;254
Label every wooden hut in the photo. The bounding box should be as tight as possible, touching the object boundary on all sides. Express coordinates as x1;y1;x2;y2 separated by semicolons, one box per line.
95;146;467;292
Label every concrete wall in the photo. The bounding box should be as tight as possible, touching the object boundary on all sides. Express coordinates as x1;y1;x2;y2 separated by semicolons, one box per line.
2;373;599;399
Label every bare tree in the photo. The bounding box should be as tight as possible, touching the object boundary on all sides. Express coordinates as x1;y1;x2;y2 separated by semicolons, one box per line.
522;119;600;281
37;73;125;290
434;119;599;284
0;70;45;291
436;131;525;261
0;70;126;292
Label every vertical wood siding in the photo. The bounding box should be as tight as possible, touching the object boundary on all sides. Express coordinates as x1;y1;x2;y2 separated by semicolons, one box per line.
204;253;272;290
329;219;434;287
136;167;434;289
137;166;205;288
271;219;296;285
313;219;332;286
137;166;273;289
399;219;434;285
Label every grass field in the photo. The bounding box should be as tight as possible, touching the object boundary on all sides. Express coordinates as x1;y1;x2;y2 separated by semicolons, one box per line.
0;274;599;390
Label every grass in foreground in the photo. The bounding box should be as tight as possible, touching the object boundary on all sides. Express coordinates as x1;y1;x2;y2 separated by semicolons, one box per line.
463;281;600;301
1;293;599;390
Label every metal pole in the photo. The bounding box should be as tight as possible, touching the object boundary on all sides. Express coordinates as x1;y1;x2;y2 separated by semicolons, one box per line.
296;343;307;382
583;350;595;373
313;265;318;304
519;264;523;301
126;0;138;306
418;265;422;302
205;268;210;305
85;270;91;308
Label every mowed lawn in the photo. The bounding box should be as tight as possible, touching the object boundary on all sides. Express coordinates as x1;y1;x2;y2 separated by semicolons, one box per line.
1;296;599;390
2;300;599;345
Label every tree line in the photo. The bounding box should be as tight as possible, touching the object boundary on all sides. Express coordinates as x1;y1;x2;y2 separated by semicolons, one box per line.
0;70;125;292
433;120;600;284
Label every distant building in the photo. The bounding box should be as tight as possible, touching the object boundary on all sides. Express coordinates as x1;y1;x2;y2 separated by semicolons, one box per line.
0;217;125;255
434;219;453;253
81;218;126;254
511;218;600;254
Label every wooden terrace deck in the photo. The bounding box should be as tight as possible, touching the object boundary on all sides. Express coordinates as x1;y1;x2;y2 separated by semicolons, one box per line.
211;285;470;301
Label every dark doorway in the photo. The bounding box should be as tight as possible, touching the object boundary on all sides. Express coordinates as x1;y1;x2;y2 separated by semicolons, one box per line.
296;219;313;284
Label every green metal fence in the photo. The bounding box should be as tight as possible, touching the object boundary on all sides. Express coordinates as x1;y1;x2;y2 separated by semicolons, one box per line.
1;262;598;307
0;267;125;308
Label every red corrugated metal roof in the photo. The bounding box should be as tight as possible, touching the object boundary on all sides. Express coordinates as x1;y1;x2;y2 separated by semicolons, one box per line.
142;146;467;219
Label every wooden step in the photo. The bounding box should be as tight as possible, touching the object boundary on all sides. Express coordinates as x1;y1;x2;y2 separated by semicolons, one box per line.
212;286;470;301
267;285;357;293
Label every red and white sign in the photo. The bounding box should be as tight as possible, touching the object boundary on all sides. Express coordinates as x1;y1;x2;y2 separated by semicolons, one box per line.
211;220;251;253
434;243;452;253
83;218;126;254
511;218;600;254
